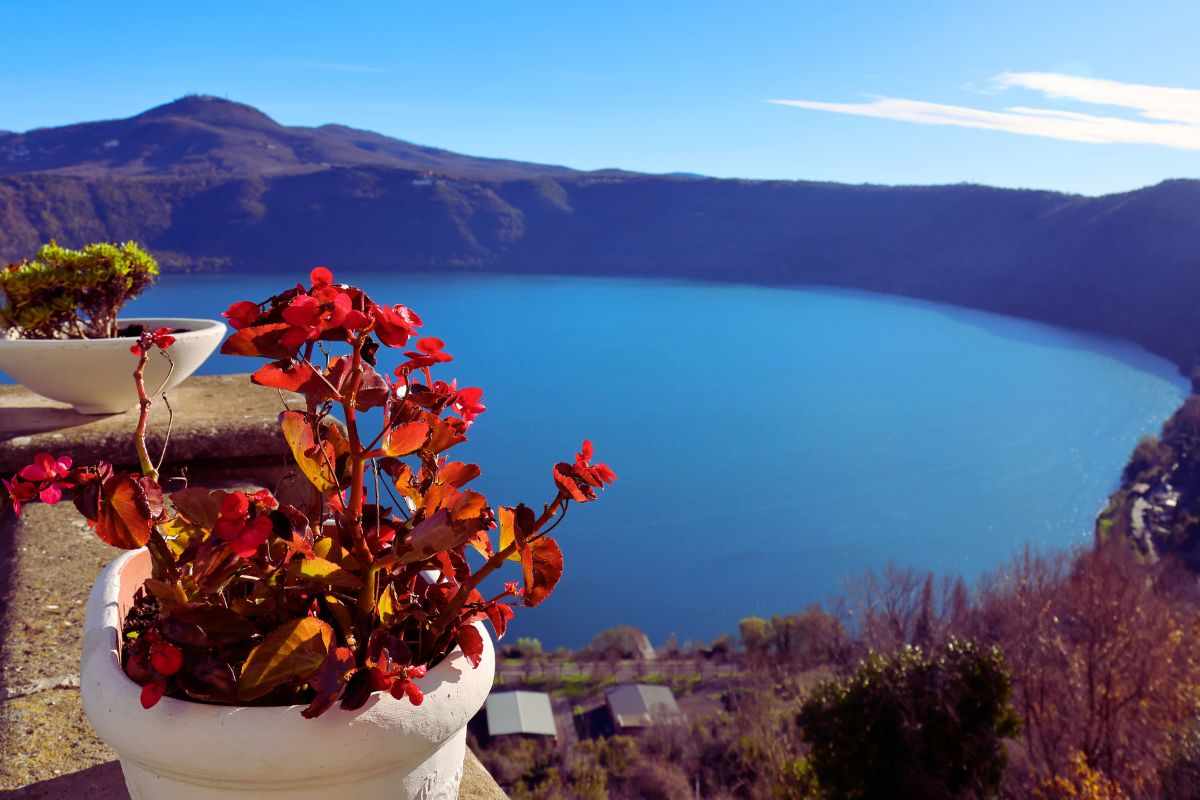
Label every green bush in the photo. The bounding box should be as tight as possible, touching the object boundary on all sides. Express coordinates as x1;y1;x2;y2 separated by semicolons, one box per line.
798;638;1021;800
0;241;159;339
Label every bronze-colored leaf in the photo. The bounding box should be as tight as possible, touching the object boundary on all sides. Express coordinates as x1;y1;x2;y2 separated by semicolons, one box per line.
169;487;221;529
95;474;154;549
220;322;298;360
522;536;564;607
397;510;466;564
384;420;429;457
279;411;349;493
237;617;332;702
291;556;364;590
171;605;260;645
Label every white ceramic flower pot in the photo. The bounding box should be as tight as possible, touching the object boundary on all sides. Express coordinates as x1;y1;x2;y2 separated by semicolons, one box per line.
81;550;496;800
0;317;225;414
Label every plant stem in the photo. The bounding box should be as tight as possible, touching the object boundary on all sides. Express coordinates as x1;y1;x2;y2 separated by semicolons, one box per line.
342;333;371;563
132;349;158;482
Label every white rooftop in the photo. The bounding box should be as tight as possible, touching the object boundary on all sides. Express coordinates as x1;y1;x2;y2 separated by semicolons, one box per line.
485;691;557;738
605;683;682;728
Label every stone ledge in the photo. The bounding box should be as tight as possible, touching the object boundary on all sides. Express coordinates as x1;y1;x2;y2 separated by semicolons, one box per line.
0;374;295;475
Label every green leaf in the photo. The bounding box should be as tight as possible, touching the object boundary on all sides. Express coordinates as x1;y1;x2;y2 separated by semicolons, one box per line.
237;617;332;702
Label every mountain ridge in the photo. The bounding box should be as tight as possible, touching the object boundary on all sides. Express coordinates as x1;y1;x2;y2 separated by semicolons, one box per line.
2;97;1199;373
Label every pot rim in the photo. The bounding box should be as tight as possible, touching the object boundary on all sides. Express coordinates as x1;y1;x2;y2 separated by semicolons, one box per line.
88;549;491;716
1;317;225;347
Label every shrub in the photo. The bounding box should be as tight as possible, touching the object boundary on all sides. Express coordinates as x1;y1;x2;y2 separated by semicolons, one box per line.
798;637;1021;800
0;241;159;338
582;626;653;660
627;762;693;800
1034;752;1130;800
516;637;544;659
1121;435;1168;483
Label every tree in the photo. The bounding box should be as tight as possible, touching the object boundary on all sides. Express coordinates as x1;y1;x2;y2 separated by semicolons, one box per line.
798;638;1021;800
977;545;1200;797
739;616;772;662
515;637;544;660
582;625;654;661
913;573;936;648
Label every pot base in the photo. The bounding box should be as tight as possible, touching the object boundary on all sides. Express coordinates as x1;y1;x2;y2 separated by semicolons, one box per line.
72;403;129;415
117;729;468;800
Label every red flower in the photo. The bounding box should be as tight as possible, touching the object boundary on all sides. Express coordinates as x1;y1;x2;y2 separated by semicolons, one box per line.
573;440;617;486
229;516;274;558
452;387;486;425
2;477;37;515
7;453;75;512
282;294;321;328
402;337;454;370
213;490;276;557
222;300;261;330
391;679;424;705
18;452;72;482
553;440;616;502
371;303;422;348
150;642;184;676
130;327;177;356
311;266;334;287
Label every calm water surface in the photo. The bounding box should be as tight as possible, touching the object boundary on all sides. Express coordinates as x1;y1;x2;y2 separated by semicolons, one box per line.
98;274;1186;645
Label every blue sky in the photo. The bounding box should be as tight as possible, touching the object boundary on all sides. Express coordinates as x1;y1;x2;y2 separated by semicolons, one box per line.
3;0;1199;195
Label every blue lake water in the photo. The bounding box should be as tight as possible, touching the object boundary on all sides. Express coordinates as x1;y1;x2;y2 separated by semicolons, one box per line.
24;273;1192;647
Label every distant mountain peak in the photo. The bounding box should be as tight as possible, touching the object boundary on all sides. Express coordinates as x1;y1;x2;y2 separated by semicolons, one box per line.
136;95;281;129
0;96;577;181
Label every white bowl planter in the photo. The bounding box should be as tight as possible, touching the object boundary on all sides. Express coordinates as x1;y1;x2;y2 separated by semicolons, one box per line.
82;550;496;800
0;317;225;414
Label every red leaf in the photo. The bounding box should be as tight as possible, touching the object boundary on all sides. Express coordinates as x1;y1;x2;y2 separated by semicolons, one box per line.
301;645;356;719
457;624;485;668
485;602;515;640
522;536;564;607
220;322;301;360
384;421;429;457
140;680;166;709
398;510;464;564
252;361;324;395
222;300;262;330
95;474;154;549
554;463;602;502
428;416;467;453
439;462;481;488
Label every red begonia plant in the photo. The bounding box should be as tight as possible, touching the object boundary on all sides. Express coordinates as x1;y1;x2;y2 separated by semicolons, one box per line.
2;268;614;717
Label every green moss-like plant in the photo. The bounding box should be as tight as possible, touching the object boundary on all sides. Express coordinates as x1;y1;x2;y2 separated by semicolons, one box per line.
0;241;159;339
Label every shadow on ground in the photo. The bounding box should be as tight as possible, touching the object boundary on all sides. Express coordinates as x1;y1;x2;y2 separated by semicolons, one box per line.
0;761;128;799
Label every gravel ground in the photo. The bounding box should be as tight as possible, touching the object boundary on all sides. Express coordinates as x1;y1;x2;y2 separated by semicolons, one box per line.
0;502;123;792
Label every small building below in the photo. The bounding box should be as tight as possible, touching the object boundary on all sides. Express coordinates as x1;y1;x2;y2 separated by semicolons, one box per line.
484;690;558;739
605;684;683;730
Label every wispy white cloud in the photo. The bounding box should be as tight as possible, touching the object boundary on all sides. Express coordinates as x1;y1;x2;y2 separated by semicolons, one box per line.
770;73;1200;150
